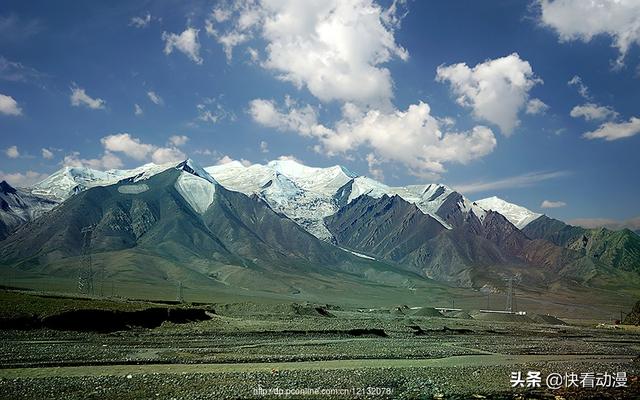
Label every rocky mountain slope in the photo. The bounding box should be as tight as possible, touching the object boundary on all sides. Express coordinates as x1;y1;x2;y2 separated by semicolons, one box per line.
0;164;420;293
0;181;58;240
1;158;638;294
523;215;640;273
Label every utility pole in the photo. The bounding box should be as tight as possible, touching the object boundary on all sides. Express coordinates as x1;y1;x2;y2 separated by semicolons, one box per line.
77;226;95;296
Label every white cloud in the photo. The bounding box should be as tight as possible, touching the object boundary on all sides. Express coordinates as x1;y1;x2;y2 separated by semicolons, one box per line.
436;53;542;136
62;151;123;170
541;200;566;208
5;145;19;158
147;91;163;105
216;155;252;167
0;93;23;116
453;170;570;194
526;98;549;115
101;133;155;160
162;27;203;64
101;133;187;164
151;147;186;164
0;170;49;187
570;103;618;121
210;0;408;107
41;148;53;159
538;0;640;67
250;98;497;177
260;140;269;153
196;98;235;123
583;117;640;141
0;56;44;84
366;153;384;181
70;85;105;110
216;155;235;165
567;75;591;100
134;103;143;115
64;134;189;171
169;135;189;146
275;154;303;164
129;13;151;28
247;47;259;63
568;216;640;231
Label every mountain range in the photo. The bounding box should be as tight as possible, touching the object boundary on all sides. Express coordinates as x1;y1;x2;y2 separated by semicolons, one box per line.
1;158;639;305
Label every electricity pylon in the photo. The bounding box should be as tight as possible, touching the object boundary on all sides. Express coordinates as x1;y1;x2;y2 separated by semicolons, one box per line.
77;226;95;296
505;276;516;312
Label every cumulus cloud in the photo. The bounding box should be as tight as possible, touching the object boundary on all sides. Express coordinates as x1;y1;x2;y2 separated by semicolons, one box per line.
147;91;163;105
453;170;570;194
209;0;408;108
570;103;618;121
134;103;143;115
526;98;549;115
366;153;384;181
436;53;542;136
169;135;189;146
41;148;53;159
162;27;203;64
62;133;191;171
250;98;496;177
5;145;19;158
70;85;105;110
0;93;22;116
129;13;151;28
151;147;186;164
216;155;252;166
0;170;49;187
260;140;269;153
100;133;187;165
540;200;566;208
582;117;640;141
62;151;123;170
101;133;155;160
538;0;640;67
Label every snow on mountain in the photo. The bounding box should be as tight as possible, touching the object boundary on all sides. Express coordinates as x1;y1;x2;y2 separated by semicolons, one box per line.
17;157;530;244
30;166;124;201
345;178;483;228
206;159;492;237
174;171;216;214
0;181;58;238
206;161;340;240
268;159;356;196
475;196;541;229
28;159;214;202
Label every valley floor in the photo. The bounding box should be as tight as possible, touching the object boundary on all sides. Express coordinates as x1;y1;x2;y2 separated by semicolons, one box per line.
0;291;638;399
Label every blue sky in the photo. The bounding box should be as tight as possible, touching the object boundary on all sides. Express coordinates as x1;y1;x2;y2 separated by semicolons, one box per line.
0;0;639;227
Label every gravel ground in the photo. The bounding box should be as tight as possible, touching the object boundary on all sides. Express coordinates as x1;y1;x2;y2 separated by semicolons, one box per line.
0;309;639;399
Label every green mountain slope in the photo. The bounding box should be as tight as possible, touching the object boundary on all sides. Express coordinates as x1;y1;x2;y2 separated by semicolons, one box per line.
0;168;429;297
523;215;640;273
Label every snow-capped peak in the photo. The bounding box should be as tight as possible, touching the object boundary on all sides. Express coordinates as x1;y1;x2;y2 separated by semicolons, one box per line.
28;159;214;202
176;159;217;184
475;196;541;229
30;166;124;200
